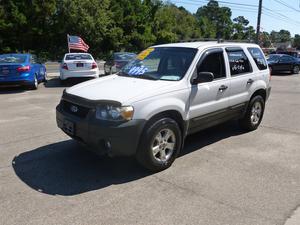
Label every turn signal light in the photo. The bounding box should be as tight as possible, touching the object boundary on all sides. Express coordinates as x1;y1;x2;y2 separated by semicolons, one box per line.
17;65;30;72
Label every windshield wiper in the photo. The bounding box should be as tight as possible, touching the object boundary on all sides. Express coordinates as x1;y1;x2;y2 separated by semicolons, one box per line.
118;72;158;80
118;71;131;77
137;74;159;80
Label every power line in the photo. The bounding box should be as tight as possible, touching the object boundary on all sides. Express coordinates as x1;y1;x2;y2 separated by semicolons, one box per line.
171;0;300;30
273;0;300;13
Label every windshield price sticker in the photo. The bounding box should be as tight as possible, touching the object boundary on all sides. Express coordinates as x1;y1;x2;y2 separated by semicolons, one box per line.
128;65;148;76
137;48;154;60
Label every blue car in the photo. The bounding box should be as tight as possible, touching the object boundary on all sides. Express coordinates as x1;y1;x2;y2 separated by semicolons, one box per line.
0;53;47;89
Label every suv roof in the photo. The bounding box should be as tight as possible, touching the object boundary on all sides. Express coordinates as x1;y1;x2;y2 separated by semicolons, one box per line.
153;41;259;49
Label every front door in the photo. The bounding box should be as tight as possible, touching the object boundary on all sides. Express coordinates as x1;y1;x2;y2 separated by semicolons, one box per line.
188;48;230;133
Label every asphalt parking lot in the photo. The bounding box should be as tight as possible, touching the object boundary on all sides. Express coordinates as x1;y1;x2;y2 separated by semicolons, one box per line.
0;74;299;225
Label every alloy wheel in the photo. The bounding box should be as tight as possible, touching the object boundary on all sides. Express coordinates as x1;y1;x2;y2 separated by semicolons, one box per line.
151;128;176;162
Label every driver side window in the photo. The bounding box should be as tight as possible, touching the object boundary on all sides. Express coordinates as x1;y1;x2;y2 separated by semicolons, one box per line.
197;50;226;80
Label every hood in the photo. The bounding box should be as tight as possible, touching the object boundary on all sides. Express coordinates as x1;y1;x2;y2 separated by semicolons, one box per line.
66;75;178;104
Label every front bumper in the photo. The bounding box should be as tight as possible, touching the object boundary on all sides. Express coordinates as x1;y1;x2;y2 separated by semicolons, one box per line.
56;99;146;157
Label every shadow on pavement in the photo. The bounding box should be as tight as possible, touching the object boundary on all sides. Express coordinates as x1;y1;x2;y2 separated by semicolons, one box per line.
44;77;96;88
0;86;27;94
12;122;244;196
271;71;298;76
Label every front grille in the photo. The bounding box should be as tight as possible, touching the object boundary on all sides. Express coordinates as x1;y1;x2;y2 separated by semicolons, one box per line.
61;100;90;118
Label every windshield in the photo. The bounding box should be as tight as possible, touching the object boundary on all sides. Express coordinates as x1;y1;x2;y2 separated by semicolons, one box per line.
119;47;197;81
0;54;27;63
114;53;136;61
268;55;280;61
65;54;92;60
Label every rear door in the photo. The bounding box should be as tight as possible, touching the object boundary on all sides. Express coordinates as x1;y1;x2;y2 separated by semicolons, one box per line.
277;56;293;71
226;47;256;108
188;48;230;133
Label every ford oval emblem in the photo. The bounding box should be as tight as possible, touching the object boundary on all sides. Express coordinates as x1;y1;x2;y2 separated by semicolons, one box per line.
70;105;78;113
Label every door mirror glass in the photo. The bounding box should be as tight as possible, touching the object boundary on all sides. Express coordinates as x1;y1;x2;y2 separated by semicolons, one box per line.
192;72;214;84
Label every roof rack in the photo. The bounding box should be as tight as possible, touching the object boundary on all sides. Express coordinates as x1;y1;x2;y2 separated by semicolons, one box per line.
179;38;255;43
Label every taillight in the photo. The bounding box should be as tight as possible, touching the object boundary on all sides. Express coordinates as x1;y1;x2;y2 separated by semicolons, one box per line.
92;62;97;69
62;63;68;70
17;65;30;72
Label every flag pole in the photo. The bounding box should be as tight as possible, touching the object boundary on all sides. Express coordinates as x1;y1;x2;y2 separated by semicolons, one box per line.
67;34;70;53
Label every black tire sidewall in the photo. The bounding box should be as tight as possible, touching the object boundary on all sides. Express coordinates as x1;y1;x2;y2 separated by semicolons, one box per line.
137;118;182;171
293;66;299;74
29;75;38;90
243;95;265;130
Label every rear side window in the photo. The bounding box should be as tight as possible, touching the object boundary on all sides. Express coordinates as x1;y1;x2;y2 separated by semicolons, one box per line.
280;56;294;63
226;48;252;76
248;47;267;70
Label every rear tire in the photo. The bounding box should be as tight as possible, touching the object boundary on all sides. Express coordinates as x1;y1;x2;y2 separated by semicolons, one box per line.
136;117;182;172
239;95;265;131
28;75;38;90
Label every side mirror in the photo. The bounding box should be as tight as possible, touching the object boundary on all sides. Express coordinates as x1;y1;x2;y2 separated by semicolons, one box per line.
192;72;214;84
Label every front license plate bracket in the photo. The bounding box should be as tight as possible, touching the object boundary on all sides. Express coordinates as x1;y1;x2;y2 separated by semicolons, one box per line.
62;120;75;135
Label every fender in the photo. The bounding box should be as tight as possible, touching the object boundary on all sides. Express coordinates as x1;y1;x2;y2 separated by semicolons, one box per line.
133;97;188;121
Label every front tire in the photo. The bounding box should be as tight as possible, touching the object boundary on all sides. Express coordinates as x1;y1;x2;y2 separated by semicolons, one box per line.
292;65;299;74
136;118;182;172
239;95;265;131
43;72;48;83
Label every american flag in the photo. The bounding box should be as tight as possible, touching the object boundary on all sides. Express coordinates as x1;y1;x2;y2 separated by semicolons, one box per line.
68;35;89;52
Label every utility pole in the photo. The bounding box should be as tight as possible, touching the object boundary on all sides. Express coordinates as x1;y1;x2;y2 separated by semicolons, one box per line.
256;0;263;44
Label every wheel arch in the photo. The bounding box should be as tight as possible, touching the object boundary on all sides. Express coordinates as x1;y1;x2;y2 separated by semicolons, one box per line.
144;110;186;137
251;88;267;102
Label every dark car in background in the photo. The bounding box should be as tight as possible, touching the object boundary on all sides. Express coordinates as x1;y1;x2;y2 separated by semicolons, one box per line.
0;53;47;89
267;54;300;74
104;52;136;75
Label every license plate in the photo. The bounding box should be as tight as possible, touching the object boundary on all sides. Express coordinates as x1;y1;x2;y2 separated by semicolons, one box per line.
62;120;75;135
76;63;84;67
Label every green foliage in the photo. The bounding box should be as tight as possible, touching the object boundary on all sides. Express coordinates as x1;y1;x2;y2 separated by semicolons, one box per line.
153;4;201;43
270;30;291;43
0;0;297;59
195;0;232;39
293;34;300;49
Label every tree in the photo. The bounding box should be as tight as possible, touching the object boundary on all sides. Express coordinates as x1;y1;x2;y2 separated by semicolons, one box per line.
270;30;291;43
232;16;249;40
153;4;201;43
292;34;300;49
195;0;232;39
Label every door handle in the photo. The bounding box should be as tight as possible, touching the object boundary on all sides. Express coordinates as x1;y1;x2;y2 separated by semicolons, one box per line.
219;85;228;92
247;79;254;84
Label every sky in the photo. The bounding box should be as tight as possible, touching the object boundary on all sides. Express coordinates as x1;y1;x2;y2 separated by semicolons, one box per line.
172;0;300;36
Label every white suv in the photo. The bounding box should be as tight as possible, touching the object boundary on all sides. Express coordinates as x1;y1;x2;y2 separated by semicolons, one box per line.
56;42;271;171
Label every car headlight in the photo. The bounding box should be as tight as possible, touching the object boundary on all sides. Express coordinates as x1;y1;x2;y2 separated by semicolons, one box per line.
96;105;134;121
